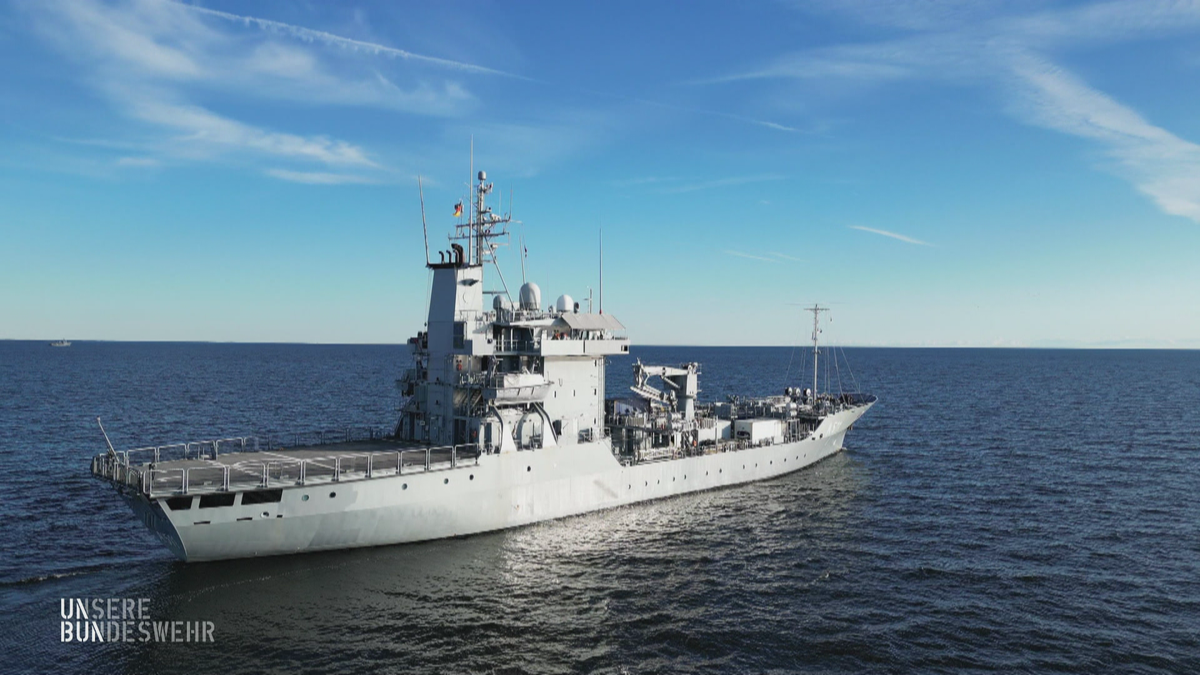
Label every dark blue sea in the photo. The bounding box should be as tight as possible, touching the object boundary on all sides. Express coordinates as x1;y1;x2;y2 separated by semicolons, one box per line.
1;342;1198;674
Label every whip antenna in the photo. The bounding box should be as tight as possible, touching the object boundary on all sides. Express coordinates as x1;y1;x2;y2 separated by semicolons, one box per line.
418;175;430;266
97;417;116;456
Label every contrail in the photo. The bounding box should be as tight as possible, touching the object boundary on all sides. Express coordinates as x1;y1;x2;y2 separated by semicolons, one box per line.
174;2;532;80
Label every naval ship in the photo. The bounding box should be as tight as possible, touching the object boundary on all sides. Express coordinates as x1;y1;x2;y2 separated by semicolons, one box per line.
89;168;876;562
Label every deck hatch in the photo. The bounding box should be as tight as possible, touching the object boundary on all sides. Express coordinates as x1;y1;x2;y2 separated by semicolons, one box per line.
241;489;283;505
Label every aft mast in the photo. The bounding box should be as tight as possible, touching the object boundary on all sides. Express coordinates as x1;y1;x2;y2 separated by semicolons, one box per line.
807;304;829;397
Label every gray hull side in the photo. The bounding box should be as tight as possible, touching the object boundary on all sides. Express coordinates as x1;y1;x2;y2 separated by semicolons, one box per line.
148;405;869;562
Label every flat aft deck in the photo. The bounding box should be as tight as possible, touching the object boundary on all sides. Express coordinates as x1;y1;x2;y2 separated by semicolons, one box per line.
93;438;480;498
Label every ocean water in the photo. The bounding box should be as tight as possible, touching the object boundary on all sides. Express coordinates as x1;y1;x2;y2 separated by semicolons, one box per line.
0;342;1197;674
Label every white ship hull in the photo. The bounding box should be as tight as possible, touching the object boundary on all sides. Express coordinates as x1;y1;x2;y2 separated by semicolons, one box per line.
126;404;870;562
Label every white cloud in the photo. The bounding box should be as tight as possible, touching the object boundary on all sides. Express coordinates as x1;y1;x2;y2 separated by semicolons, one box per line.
725;250;778;262
265;169;379;185
660;175;786;194
701;0;1200;224
176;1;528;80
22;0;492;176
770;252;805;262
128;95;377;167
115;156;160;167
1007;54;1200;222
848;225;932;245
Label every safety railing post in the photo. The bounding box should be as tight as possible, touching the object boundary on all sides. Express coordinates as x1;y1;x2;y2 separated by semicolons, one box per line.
425;448;431;472
299;460;307;485
261;463;268;488
181;469;188;495
222;466;230;492
366;453;373;478
334;457;341;482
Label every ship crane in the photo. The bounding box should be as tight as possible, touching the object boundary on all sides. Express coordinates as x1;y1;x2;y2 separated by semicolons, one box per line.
630;360;700;421
630;361;679;408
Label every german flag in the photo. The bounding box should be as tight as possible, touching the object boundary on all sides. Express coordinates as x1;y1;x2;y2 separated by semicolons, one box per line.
454;202;463;217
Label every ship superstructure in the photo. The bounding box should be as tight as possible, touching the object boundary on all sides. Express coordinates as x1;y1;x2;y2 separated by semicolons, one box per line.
89;167;876;562
396;170;628;454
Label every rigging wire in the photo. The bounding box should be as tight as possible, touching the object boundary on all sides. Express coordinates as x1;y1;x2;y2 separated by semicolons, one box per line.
783;343;797;389
838;344;861;393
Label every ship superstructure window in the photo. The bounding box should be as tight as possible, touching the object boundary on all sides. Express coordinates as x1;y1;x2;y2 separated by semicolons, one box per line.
199;493;235;509
453;322;465;349
242;489;283;505
166;496;193;511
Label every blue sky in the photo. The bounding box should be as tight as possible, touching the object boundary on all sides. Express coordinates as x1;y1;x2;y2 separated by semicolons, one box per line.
2;0;1199;347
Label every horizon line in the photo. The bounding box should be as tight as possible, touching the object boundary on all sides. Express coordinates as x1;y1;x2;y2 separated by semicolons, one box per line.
3;338;1197;351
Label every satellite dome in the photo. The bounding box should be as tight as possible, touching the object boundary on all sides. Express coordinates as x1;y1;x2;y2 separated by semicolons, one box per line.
518;282;541;311
555;294;574;312
493;295;513;312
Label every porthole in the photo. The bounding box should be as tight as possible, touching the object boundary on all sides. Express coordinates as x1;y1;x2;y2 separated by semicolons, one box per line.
469;474;474;480
402;483;408;490
444;478;449;485
645;481;648;486
672;477;676;482
656;479;660;485
527;466;531;472
719;469;723;474
770;461;773;465
706;471;709;476
301;494;309;501
261;511;269;518
755;463;758;468
743;465;746;469
329;492;336;498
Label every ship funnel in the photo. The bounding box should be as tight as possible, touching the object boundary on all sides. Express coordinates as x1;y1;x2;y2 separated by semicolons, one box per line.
519;282;541;311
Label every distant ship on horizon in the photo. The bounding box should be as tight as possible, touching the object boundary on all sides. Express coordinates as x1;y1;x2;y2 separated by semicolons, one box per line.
49;339;71;347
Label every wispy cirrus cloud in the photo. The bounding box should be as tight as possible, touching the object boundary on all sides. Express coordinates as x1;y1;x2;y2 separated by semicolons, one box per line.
130;96;378;167
115;156;160;168
265;168;380;185
770;252;805;262
725;250;778;262
1005;53;1200;222
21;0;493;178
700;0;1200;224
848;225;931;246
660;174;786;194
